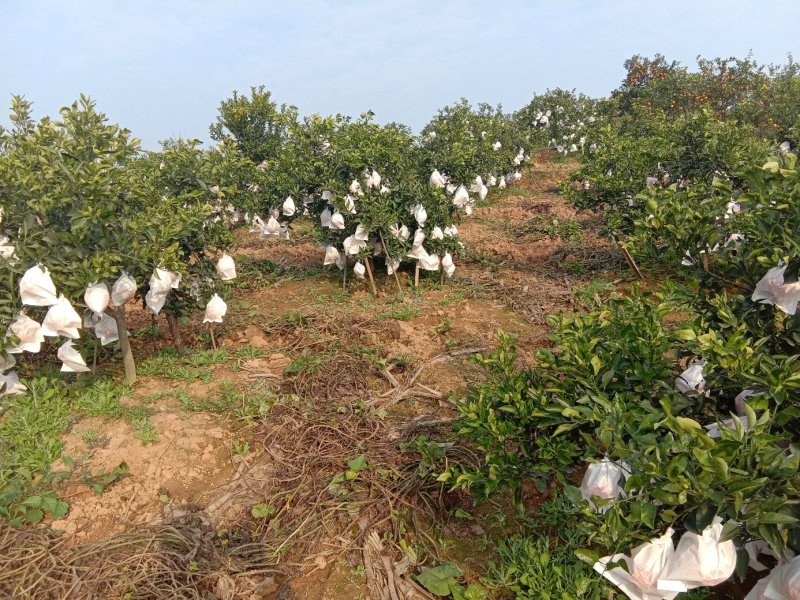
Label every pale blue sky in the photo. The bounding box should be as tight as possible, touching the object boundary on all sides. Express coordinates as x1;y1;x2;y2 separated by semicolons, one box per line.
2;1;798;148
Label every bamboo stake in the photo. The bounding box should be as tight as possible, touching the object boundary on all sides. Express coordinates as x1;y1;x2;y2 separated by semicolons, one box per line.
107;304;136;384
616;240;643;280
379;232;403;296
209;324;217;350
364;257;378;297
342;257;348;291
414;262;420;288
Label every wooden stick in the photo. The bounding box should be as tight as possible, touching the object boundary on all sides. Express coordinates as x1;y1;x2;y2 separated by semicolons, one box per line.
439;262;444;286
209;324;217;350
342;256;348;291
414;262;420;288
165;311;185;356
364;257;378;297
616;240;643;280
378;232;403;296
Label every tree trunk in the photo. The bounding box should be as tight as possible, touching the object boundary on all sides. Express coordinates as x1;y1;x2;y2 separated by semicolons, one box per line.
109;305;136;385
165;311;184;356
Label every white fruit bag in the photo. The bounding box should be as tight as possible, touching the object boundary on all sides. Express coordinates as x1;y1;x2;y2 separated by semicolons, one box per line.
764;556;800;600
354;223;370;242
745;576;770;600
658;517;736;591
421;254;440;271
349;179;362;195
390;223;410;242
262;216;280;237
413;204;428;226
453;185;470;208
499;176;507;189
386;259;400;275
343;235;366;256
145;268;176;315
675;362;706;394
216;253;237;280
469;176;483;193
594;529;679;600
0;369;25;396
41;296;82;339
580;458;628;509
446;183;456;194
58;340;90;373
353;261;366;279
330;210;345;230
0;236;17;261
444;225;458;237
203;294;227;324
431;226;444;240
19;265;59;306
6;313;45;353
412;229;425;248
479;184;488;201
430;170;446;188
320;208;333;228
94;313;119;346
111;271;137;306
344;195;357;214
442;253;456;278
488;175;497;187
323;246;340;266
84;283;110;314
282;196;296;216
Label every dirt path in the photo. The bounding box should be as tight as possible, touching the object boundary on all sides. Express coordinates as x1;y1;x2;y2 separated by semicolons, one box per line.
45;157;629;598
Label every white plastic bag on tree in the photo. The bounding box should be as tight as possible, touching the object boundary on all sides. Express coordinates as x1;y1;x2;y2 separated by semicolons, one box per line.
453;185;470;208
469;176;483;194
498;176;507;189
216;253;237;280
19;265;59;306
479;184;488;201
407;244;429;261
111;271;137;306
6;313;45;353
657;517;736;592
355;223;370;242
94;313;119;346
349;180;362;195
58;340;90;373
421;253;440;271
380;184;390;195
752;266;800;315
0;236;17;261
335;252;346;270
248;215;265;234
41;296;82;339
366;170;381;189
83;311;101;329
745;576;770;600
488;175;497;187
0;369;25;396
343;235;366;256
353;261;366;279
412;229;425;248
323;246;340;266
442;253;455;278
413;204;428;226
262;216;281;237
594;529;679;600
203;294;227;324
322;190;333;202
705;415;749;439
431;226;444;240
330;210;345;230
390;223;410;242
580;458;628;509
430;170;446;188
386;259;400;275
676;362;707;394
444;225;458;237
446;183;456;195
145;268;176;315
344;195;357;214
84;283;110;315
763;556;800;600
320;208;333;228
282;196;296;217
492;141;502;150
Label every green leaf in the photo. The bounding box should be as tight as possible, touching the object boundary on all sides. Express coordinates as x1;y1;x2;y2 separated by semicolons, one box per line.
416;563;463;596
347;455;368;473
675;329;696;341
758;512;798;525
